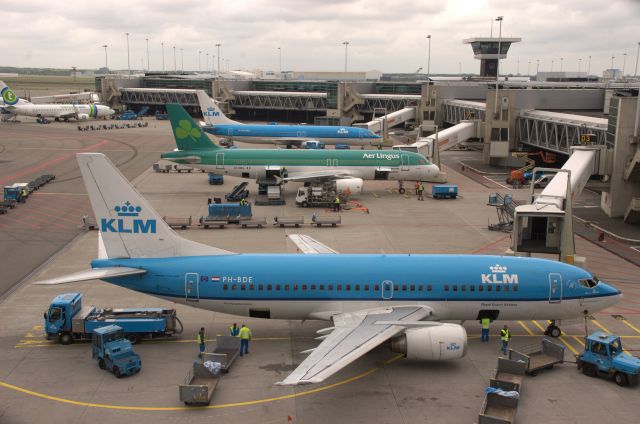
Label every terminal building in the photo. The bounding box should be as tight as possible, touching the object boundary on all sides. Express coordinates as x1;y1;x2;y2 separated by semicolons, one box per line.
94;37;640;226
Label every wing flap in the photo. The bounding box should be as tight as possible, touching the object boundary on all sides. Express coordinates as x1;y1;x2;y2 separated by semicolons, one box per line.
33;267;147;285
287;234;339;254
277;306;432;385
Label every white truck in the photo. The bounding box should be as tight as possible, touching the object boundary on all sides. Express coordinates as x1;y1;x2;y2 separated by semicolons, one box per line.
295;179;362;208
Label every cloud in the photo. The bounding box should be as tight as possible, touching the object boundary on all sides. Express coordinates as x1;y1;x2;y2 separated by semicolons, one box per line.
0;0;637;76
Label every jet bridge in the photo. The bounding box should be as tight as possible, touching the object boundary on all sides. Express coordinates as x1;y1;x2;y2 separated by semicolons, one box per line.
510;146;611;266
392;120;482;183
355;107;416;135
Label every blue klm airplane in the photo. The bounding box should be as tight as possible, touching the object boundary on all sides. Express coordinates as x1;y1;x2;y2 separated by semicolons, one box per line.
196;91;381;148
36;153;622;385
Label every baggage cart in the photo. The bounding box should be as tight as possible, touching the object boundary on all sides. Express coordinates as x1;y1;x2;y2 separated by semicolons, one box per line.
509;338;565;376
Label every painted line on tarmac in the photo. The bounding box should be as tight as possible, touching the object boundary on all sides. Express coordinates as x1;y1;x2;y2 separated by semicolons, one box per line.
558;336;580;355
621;319;640;335
483;176;511;190
0;355;404;411
0;140;108;185
517;321;535;336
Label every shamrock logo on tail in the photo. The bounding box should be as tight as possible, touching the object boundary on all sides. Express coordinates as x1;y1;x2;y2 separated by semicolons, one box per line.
175;119;202;143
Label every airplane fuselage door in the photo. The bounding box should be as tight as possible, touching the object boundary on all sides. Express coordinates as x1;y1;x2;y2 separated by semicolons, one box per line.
381;280;394;300
401;154;410;171
185;273;200;302
548;273;562;303
216;152;225;169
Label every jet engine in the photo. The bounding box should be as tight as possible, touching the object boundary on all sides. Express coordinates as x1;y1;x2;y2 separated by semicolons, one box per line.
77;113;89;120
335;178;363;195
390;323;467;360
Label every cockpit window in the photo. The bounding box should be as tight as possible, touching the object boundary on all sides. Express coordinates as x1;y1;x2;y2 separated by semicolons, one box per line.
579;277;599;289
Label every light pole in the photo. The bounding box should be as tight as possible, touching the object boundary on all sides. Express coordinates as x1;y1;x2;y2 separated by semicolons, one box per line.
426;34;431;81
342;41;349;74
560;57;563;72
622;53;627;77
216;44;221;76
206;52;209;72
145;38;150;71
494;16;502;115
161;42;165;72
635;42;640;77
125;32;131;75
199;50;202;72
102;44;108;70
180;48;184;72
536;59;540;75
278;47;282;76
611;55;615;79
459;62;462;75
551;59;554;72
517;59;520;75
578;58;582;73
173;46;176;72
588;55;591;75
527;60;531;76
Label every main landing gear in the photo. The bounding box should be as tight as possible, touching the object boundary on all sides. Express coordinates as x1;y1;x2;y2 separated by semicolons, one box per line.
544;320;561;338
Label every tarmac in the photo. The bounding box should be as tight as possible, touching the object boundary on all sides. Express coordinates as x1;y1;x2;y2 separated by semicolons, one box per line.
1;120;640;423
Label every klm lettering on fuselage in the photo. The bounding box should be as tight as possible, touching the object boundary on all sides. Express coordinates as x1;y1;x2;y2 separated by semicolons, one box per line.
101;202;157;234
481;264;519;284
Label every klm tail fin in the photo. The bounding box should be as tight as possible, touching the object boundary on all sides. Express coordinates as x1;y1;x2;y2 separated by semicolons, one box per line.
195;90;239;126
0;80;27;106
166;103;221;151
77;152;232;258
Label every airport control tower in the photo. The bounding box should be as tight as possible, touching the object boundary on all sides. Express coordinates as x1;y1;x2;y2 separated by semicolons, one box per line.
463;37;521;77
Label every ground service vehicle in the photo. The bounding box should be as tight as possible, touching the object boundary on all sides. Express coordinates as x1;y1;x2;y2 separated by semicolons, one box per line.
44;292;181;344
92;325;141;377
577;331;640;386
295;180;362;207
509;338;565;376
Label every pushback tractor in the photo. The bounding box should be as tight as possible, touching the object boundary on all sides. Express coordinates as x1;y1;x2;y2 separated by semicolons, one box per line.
577;331;640;386
92;325;141;377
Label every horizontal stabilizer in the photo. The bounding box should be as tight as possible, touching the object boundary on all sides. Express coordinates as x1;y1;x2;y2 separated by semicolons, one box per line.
33;267;147;285
300;348;316;355
316;327;335;335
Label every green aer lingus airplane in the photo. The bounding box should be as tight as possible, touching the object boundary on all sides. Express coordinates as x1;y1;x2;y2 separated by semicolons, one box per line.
161;104;440;187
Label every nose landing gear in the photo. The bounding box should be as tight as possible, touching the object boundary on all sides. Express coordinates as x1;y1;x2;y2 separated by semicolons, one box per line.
544;320;561;338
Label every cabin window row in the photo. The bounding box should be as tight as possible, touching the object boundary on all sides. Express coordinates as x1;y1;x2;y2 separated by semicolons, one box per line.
220;283;518;292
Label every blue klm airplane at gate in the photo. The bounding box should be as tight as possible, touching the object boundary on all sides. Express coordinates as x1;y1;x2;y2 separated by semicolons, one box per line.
36;153;622;386
196;91;381;147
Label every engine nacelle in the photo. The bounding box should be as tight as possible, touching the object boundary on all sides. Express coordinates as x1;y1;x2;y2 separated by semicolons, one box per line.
77;113;89;120
390;323;467;360
335;178;363;195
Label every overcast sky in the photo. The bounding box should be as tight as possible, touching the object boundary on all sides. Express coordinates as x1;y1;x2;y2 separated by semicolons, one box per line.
2;0;639;76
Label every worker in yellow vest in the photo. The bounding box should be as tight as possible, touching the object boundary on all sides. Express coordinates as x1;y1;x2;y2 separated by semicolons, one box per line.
480;317;491;342
239;324;252;356
229;323;239;336
197;327;206;353
500;325;511;355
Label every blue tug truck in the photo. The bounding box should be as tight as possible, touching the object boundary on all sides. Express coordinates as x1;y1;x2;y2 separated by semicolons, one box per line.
44;292;182;345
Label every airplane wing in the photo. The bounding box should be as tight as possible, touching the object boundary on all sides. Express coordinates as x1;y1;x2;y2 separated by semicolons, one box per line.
276;305;435;386
283;170;355;183
33;267;147;285
287;234;339;254
56;111;77;119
